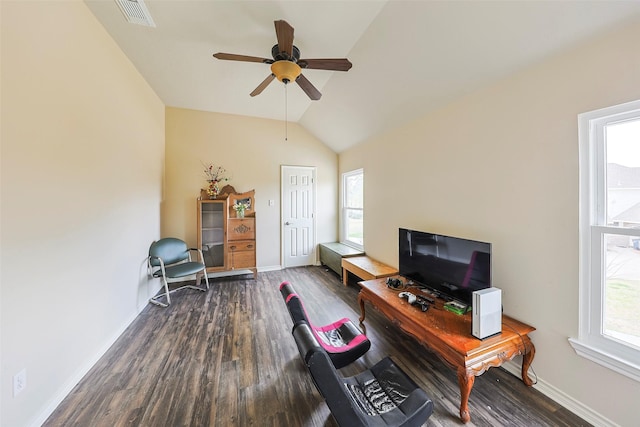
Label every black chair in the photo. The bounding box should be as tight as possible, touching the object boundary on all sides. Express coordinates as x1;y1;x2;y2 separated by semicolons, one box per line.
293;322;434;427
279;281;371;368
147;238;209;307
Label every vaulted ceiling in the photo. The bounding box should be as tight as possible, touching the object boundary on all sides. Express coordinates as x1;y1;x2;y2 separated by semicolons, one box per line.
85;1;640;152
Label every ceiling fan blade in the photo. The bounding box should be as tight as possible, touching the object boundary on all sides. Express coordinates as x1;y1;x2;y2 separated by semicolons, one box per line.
298;58;352;72
274;20;294;57
250;74;276;97
296;74;321;100
213;53;271;64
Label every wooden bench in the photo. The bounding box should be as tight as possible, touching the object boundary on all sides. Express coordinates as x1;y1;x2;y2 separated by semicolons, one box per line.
341;256;398;286
319;243;364;278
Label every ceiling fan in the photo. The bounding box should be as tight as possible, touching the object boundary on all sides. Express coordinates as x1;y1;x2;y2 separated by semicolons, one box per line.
213;20;352;101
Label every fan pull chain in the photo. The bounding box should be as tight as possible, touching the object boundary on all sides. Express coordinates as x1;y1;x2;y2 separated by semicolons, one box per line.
284;83;288;141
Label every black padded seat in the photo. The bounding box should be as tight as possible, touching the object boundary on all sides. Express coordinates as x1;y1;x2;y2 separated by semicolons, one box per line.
279;281;371;368
293;322;434;427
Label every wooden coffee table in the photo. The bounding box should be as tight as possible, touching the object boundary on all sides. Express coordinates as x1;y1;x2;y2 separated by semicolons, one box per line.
358;277;536;423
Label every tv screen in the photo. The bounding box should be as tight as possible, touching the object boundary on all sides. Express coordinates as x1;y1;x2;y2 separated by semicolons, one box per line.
398;228;491;306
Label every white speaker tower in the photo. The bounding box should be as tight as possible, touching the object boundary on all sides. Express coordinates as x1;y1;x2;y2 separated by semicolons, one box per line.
472;288;502;339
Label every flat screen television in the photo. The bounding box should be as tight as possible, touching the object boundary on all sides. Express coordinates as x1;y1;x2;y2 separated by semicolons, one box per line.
398;228;492;306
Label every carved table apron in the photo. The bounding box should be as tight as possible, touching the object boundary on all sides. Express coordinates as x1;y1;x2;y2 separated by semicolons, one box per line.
357;277;536;424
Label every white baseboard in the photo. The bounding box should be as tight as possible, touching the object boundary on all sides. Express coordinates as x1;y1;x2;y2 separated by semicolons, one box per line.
29;306;148;427
501;360;618;427
205;269;253;279
28;263;302;426
167;266;283;283
257;265;282;272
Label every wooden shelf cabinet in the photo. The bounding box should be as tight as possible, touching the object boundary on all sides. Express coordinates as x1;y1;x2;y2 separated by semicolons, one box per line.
197;188;257;278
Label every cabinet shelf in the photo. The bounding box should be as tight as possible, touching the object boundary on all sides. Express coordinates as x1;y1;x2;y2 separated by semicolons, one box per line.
197;199;226;270
202;241;224;246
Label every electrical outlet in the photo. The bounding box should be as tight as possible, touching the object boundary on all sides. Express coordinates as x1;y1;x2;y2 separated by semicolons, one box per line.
13;369;26;397
268;199;275;206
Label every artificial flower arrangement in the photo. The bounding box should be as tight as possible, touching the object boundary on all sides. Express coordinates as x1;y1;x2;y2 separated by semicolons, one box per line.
233;201;249;218
203;163;230;198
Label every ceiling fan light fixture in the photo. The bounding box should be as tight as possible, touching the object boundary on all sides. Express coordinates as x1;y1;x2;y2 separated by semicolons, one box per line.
214;19;349;100
271;60;301;84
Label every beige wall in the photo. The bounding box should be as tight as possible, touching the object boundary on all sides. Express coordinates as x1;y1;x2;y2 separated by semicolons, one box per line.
3;1;637;425
1;2;165;426
340;17;640;427
164;107;338;269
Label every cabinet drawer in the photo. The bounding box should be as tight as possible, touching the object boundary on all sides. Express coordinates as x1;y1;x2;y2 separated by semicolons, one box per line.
228;218;255;241
228;250;256;269
228;240;255;252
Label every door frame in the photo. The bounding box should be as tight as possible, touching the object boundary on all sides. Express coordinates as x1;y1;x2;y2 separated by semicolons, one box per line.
280;165;318;268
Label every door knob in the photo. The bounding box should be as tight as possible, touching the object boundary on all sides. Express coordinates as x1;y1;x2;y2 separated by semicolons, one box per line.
285;221;292;225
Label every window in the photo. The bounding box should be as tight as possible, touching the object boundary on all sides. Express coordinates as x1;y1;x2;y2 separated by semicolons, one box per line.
571;100;640;382
342;169;364;250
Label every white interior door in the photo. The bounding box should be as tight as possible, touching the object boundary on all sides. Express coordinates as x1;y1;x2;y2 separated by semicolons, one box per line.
282;166;316;268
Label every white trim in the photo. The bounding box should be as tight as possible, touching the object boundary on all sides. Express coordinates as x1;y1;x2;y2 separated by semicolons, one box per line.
338;241;363;251
257;265;282;272
206;269;254;279
501;361;619;427
569;338;640;383
340;168;364;251
29;309;144;427
280;165;318;267
163;265;285;280
576;99;640;383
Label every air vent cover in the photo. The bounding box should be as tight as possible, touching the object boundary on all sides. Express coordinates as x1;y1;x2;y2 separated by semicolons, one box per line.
114;0;156;27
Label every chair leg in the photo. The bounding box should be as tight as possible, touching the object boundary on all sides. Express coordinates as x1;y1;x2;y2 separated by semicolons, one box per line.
184;271;209;292
150;273;210;308
150;276;171;307
202;270;210;290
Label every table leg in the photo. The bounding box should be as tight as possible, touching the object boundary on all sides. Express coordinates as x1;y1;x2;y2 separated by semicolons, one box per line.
358;294;366;323
342;267;349;285
457;368;475;424
521;338;536;386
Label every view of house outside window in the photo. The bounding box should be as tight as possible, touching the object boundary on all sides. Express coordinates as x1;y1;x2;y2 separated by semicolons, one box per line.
603;119;640;348
343;169;363;249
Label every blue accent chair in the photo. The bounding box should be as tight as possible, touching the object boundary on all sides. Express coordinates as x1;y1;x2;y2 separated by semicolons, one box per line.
147;238;209;307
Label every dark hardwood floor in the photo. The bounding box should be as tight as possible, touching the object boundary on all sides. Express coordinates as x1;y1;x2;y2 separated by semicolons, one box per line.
44;266;590;426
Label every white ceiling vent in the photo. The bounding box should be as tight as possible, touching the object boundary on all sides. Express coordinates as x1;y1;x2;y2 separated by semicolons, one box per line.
114;0;156;27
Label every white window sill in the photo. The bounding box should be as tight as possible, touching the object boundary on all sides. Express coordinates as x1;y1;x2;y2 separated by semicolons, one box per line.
569;337;640;382
340;241;363;252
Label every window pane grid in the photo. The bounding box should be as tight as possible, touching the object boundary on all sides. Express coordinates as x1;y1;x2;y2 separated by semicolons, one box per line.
342;169;364;248
575;100;640;381
591;113;640;354
602;233;640;349
345;174;363;209
345;208;363;245
605;118;640;229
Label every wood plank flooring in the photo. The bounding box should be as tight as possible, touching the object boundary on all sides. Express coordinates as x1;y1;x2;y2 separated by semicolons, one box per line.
44;266;591;426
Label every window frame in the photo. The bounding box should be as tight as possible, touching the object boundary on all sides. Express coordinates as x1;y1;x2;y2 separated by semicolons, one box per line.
570;99;640;382
341;168;364;251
